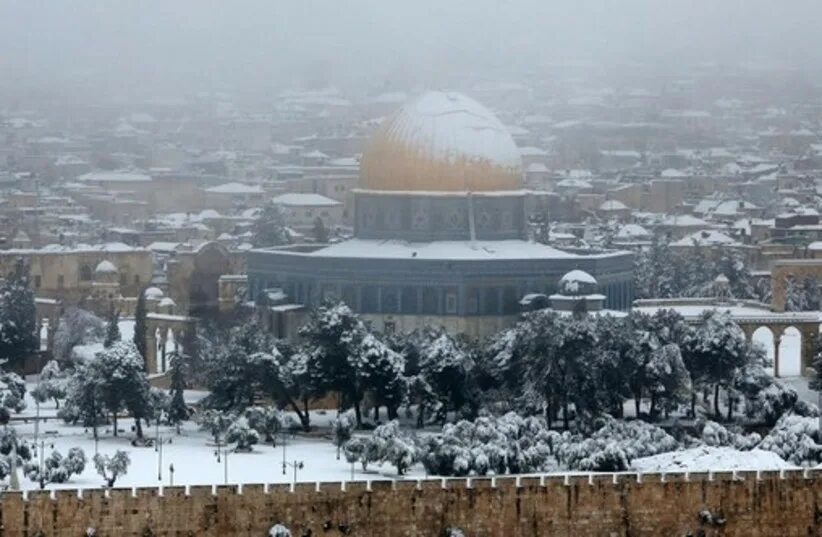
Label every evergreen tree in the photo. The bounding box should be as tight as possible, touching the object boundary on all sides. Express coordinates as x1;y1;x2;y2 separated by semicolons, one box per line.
91;341;152;439
0;258;38;368
299;302;369;426
52;307;105;363
252;203;291;247
103;309;121;348
312;216;329;243
353;333;406;422
166;351;189;433
133;287;148;366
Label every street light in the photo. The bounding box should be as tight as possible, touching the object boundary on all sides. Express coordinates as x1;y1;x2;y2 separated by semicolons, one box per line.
214;439;230;485
280;428;289;475
283;460;304;486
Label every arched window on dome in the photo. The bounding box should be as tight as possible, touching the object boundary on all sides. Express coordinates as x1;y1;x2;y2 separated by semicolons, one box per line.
79;264;93;282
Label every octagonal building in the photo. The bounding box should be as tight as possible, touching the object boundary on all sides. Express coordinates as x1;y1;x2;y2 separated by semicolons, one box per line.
247;91;633;338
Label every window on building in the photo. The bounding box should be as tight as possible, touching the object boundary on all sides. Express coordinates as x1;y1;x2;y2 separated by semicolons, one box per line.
34;275;41;289
466;288;479;314
401;287;418;314
134;274;140;285
361;287;378;313
445;290;458;314
502;287;519;314
484;288;499;314
381;288;399;314
79;265;93;281
422;288;438;314
383;320;396;335
57;275;64;289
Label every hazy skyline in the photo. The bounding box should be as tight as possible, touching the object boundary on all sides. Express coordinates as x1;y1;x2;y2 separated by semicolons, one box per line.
2;1;822;99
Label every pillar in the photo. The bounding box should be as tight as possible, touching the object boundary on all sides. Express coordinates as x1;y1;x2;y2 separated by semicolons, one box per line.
801;326;819;376
160;329;168;373
773;330;782;378
145;329;158;374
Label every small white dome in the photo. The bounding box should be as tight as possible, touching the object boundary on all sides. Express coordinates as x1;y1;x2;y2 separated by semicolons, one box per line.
558;270;598;295
158;297;176;307
144;286;164;299
94;260;118;273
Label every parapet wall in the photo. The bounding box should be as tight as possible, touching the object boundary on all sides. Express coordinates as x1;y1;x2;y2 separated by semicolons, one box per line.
3;470;822;536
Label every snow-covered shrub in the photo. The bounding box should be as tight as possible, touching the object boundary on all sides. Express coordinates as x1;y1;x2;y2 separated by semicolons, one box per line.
758;415;822;466
344;421;416;475
442;529;466;537
418;412;556;476
0;371;26;414
24;447;87;488
245;406;287;444
226;416;259;452
31;360;67;408
373;420;416;475
699;420;761;451
268;524;291;537
555;419;678;471
195;409;235;444
331;410;356;459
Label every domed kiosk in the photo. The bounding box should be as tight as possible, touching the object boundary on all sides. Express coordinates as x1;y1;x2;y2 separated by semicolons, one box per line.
247;92;634;338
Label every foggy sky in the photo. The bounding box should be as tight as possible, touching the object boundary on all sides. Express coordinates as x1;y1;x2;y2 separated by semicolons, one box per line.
2;0;822;99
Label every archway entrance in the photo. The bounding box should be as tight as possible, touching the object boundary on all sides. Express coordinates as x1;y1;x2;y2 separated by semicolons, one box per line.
188;243;231;317
752;326;775;374
778;326;803;377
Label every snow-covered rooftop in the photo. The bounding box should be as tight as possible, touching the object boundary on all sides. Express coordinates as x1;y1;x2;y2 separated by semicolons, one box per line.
205;182;265;194
671;229;739;247
266;239;578;261
271;193;341;207
77;171;151;182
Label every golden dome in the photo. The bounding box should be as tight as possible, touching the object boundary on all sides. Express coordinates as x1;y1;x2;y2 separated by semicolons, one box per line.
360;91;522;192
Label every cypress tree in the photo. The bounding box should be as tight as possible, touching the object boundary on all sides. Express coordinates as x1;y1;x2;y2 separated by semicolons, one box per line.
103;309;121;348
133;288;148;365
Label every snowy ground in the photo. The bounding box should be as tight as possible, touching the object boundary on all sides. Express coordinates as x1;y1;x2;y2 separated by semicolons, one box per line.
13;319;814;491
12;386;430;491
632;447;795;473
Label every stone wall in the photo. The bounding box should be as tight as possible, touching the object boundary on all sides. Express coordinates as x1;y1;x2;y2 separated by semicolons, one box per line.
771;260;822;311
2;471;822;536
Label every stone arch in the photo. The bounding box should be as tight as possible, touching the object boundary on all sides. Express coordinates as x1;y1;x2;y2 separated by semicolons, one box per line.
751;325;776;367
189;242;231;317
79;264;93;282
778;326;802;377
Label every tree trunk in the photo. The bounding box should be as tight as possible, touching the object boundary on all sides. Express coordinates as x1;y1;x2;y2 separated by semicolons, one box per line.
353;401;362;428
649;394;657;419
373;405;379;422
726;390;734;421
690;392;696;419
713;384;721;418
387;405;398;420
634;389;641;418
112;412;118;437
561;394;569;430
135;417;143;439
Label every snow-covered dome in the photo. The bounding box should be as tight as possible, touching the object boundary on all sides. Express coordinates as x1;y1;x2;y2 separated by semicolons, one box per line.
144;286;164;299
558;270;598;295
94;260;118;273
158;297;176;307
359;91;522;192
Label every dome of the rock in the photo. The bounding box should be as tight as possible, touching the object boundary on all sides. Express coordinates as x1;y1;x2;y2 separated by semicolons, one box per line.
359;91;522;192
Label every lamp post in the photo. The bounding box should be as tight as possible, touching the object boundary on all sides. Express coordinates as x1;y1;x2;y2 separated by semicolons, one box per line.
283;460;304;486
214;439;229;485
280;429;288;475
